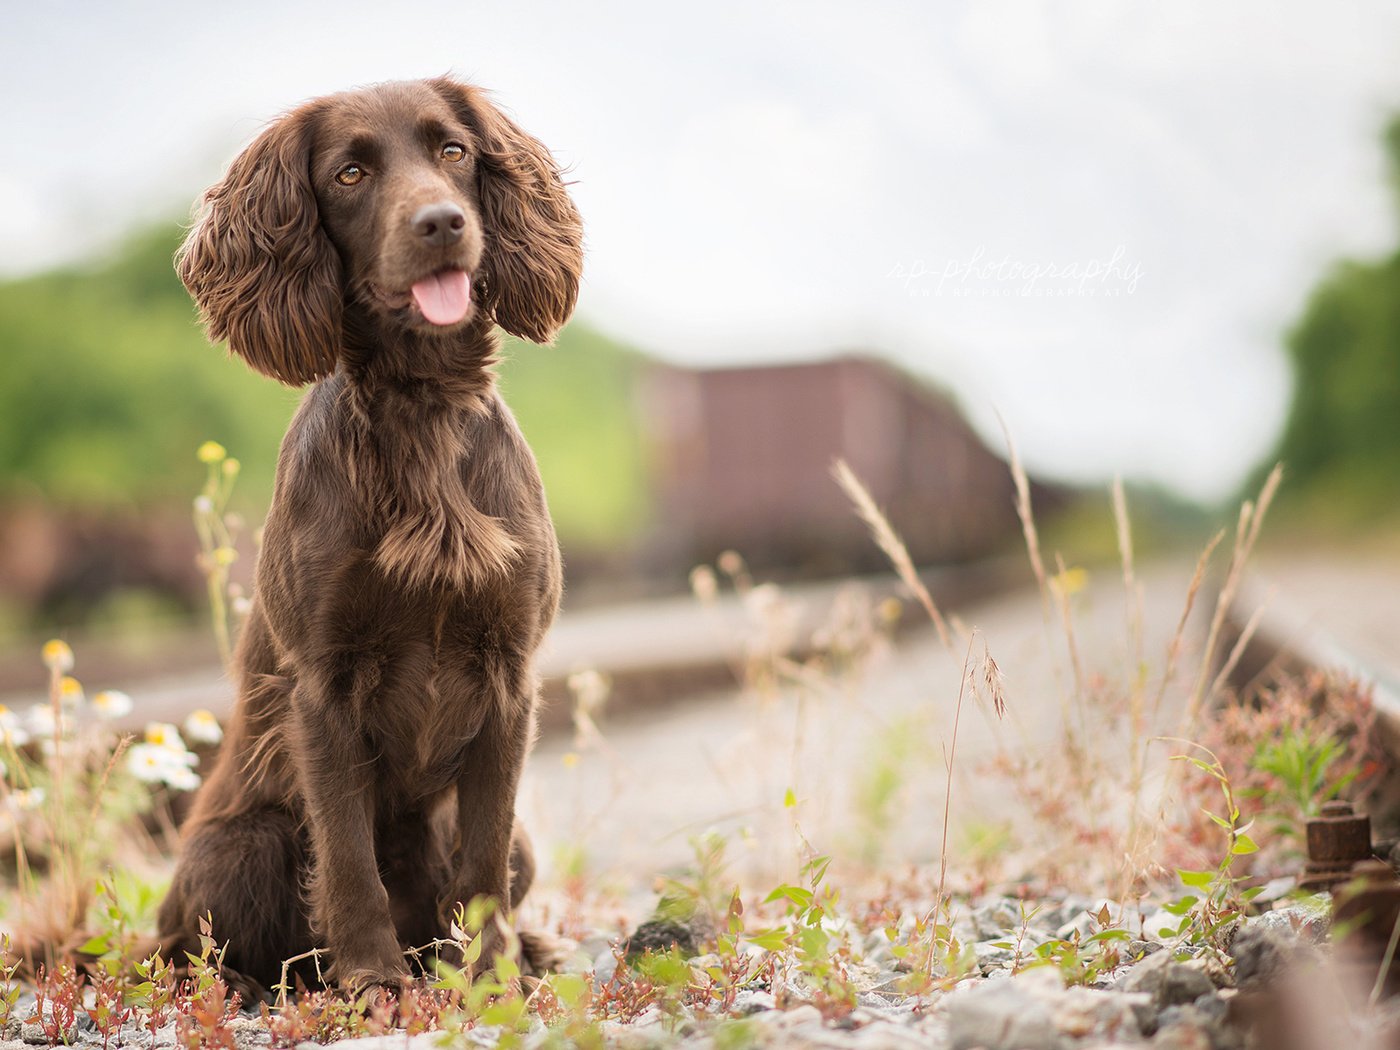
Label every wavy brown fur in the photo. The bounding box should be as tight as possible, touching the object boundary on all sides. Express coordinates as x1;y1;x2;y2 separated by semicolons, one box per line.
157;78;582;996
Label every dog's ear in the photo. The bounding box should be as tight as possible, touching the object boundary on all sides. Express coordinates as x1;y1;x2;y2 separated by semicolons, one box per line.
177;106;341;385
430;78;583;344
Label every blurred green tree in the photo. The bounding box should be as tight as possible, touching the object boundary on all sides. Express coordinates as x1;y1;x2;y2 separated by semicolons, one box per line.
1270;115;1400;515
0;223;650;547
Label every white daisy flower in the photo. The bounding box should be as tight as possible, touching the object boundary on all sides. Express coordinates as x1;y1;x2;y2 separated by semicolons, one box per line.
91;691;134;720
0;707;30;749
127;743;169;783
58;676;84;708
40;640;74;674
183;710;223;746
8;787;45;811
127;743;196;785
27;704;70;738
144;722;187;752
164;765;202;792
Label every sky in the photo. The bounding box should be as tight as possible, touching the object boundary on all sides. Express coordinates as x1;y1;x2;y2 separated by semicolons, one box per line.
4;0;1400;501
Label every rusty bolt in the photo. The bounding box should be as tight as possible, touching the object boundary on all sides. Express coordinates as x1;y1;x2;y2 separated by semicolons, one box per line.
1300;799;1373;892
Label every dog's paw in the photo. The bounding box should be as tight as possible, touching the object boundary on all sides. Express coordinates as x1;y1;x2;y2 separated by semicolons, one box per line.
336;963;413;1004
518;929;575;977
219;964;270;1005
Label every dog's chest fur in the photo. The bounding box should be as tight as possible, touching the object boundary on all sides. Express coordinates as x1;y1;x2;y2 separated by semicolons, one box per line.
345;379;524;593
276;379;555;801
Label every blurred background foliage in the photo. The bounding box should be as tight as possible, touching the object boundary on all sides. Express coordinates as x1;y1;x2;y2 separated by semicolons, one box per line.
2;111;1400;638
0;224;653;546
1266;114;1400;524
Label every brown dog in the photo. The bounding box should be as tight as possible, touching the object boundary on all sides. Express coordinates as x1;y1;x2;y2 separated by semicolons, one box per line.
156;77;582;996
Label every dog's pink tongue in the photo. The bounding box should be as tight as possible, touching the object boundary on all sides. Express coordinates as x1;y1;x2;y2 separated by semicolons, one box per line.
411;270;471;326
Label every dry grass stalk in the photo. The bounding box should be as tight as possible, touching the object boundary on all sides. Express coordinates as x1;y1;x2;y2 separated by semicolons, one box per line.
1112;477;1144;672
980;639;1008;720
1002;421;1087;747
1051;552;1087;704
1149;529;1224;727
927;632;976;982
998;420;1051;623
1185;464;1283;731
831;459;951;648
1206;590;1272;702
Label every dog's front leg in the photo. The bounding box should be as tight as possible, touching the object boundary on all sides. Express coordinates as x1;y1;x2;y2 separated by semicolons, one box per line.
443;699;533;966
290;679;408;992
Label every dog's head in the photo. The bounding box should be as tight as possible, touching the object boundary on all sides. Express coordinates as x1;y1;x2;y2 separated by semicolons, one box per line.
178;78;583;385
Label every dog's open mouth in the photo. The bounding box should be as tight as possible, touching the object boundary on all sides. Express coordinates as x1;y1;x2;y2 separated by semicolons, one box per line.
409;268;472;326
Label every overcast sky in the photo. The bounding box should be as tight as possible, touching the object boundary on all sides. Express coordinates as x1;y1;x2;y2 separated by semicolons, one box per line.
5;1;1400;501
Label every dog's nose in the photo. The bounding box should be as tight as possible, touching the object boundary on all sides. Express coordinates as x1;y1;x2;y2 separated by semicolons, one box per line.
411;202;466;247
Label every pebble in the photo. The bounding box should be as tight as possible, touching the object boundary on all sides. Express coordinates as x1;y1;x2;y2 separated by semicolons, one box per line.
1119;950;1214;1011
294;1036;443;1050
968;898;1026;941
1230;925;1305;991
1252;903;1330;944
972;940;1017;973
1153;1000;1242;1050
733;989;776;1015
944;976;1061;1050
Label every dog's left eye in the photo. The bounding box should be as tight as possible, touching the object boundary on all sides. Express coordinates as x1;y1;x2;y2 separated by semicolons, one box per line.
441;143;466;162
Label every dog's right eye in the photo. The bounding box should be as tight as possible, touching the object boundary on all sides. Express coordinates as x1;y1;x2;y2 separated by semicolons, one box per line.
336;165;365;186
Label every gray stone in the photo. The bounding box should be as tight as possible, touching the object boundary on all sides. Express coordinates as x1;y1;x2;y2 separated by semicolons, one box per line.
1230;926;1307;992
592;948;618;987
577;933;613;959
228;1015;273;1050
973;940;1017;974
773;1004;824;1030
1153;998;1244;1050
1037;896;1099;931
733;989;776;1015
595;1018;670;1048
1253;904;1329;944
945;979;1060;1050
1150;1017;1214;1049
969;898;1026;940
1048;987;1145;1043
869;969;908;994
296;1036;446;1050
1120;949;1214;1011
848;1020;943;1050
1126;939;1166;963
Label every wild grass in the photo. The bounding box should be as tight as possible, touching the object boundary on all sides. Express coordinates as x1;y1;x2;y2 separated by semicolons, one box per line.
0;442;1385;1046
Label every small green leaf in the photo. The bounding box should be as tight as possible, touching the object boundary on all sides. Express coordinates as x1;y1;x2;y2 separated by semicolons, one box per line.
747;928;789;952
1232;834;1259;855
463;934;483;965
764;885;812;908
1179;870;1215;889
1086;929;1131;943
